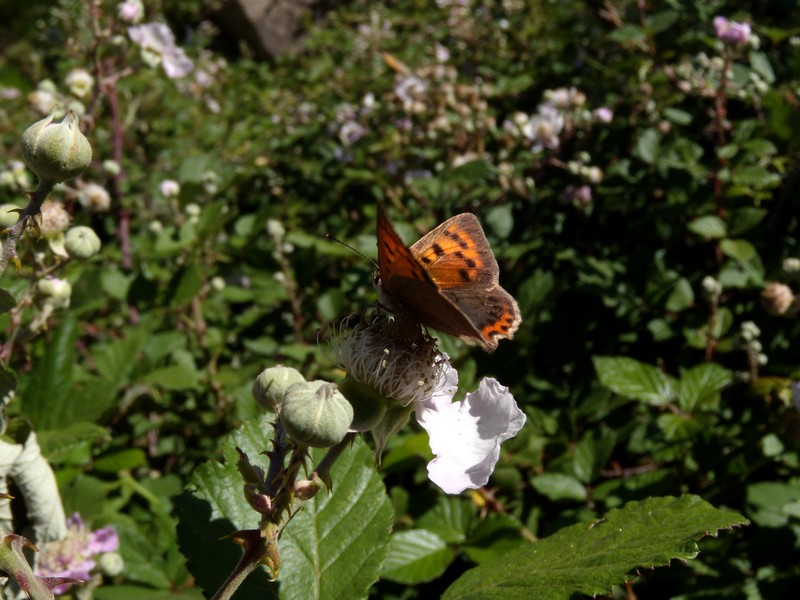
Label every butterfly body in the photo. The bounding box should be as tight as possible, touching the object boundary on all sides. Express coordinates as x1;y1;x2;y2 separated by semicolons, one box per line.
376;203;521;352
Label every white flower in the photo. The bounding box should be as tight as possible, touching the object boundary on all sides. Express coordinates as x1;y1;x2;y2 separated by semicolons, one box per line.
28;89;59;115
128;23;194;79
395;75;428;112
78;182;112;212
159;179;180;198
65;68;94;99
522;104;564;152
414;362;526;494
593;107;614;123
118;0;144;24
339;121;366;146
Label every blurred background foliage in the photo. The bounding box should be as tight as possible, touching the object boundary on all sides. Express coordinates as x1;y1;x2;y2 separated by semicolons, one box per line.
1;0;800;597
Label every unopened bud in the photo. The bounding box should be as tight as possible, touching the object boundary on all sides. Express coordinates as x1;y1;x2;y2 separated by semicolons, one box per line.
65;225;101;259
252;365;306;411
20;111;92;183
280;381;353;448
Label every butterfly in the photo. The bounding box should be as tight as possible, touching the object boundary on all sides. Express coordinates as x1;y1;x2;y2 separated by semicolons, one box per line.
375;202;521;352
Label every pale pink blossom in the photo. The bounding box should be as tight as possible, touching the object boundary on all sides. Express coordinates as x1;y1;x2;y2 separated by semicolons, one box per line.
713;16;752;45
36;513;120;595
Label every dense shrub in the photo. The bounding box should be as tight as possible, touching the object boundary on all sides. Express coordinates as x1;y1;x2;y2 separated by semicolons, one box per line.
1;0;798;598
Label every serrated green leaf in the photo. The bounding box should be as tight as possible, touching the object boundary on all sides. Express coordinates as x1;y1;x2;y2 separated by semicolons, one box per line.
593;356;677;406
92;329;148;383
634;128;661;165
138;365;200;390
21;313;78;429
443;496;748;600
731;165;781;190
720;238;757;263
175;416;392;600
416;496;474;544
746;481;800;528
37;421;110;460
663;107;692;125
94;448;147;472
678;363;733;412
382;529;455;584
462;513;526;564
531;473;587;501
687;215;727;239
665;277;694;312
749;51;775;84
0;287;15;313
169;264;203;309
645;10;679;33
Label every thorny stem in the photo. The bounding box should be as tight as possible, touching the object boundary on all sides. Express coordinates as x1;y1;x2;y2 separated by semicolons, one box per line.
0;179;56;275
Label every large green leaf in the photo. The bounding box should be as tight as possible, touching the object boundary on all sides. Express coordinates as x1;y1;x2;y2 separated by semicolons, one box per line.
593;356;677;406
20;312;78;429
687;215;727;239
175;416;392;600
0;287;15;313
381;529;455;584
443;496;748;600
678;363;733;412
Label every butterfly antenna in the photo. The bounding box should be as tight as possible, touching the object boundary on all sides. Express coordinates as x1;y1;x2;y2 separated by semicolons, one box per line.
325;233;378;270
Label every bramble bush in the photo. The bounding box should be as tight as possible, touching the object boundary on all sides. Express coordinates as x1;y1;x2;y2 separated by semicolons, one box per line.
0;0;798;598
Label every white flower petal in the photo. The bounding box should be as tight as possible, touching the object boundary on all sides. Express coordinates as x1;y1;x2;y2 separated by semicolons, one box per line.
415;377;526;494
128;23;194;79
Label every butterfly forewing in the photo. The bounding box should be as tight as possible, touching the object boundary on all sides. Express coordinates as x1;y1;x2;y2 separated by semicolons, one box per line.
410;214;499;289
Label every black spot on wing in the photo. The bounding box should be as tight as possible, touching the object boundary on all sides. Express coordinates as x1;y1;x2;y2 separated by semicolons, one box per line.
446;229;470;250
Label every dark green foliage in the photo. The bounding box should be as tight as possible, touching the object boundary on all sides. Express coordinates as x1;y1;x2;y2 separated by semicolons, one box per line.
1;0;799;598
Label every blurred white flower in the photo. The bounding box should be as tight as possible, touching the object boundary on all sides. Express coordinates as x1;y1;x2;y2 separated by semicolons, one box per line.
522;104;564;152
339;121;366;146
395;75;428;112
65;68;94;99
594;107;614;123
118;0;144;24
28;89;59;115
128;23;194;78
159;179;180;198
78;183;112;213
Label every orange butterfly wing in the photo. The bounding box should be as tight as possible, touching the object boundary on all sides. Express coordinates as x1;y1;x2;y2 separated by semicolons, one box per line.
376;203;521;351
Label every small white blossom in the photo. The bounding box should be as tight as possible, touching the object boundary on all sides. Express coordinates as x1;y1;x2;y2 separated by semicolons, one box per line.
159;179;180;198
78;183;112;213
65;68;94;99
118;0;144;24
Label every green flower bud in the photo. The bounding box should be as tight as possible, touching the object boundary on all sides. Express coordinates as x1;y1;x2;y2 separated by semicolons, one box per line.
252;365;306;411
338;374;388;432
36;276;72;300
280;381;353;448
0;203;20;228
20;111;92;183
369;403;414;461
36;276;72;310
97;552;125;577
65;225;101;259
